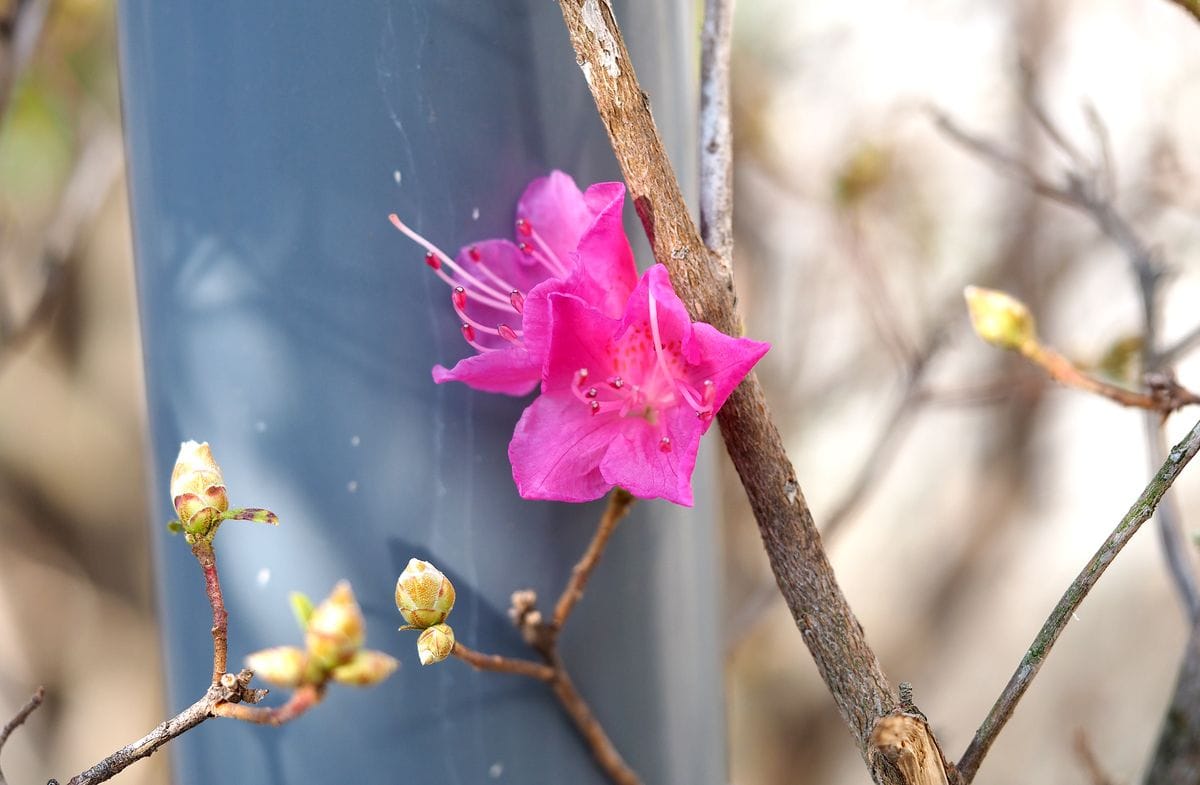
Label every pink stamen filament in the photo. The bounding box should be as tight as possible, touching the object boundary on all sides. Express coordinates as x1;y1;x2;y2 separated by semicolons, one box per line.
526;224;571;278
647;288;714;418
451;287;524;342
388;214;516;311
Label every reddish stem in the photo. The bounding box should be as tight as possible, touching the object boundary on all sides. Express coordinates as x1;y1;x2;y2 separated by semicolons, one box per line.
212;684;324;726
191;540;228;683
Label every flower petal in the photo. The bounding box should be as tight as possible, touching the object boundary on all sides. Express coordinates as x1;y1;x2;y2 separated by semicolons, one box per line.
432;346;540;396
599;405;702;506
684;323;771;414
541;292;621;391
515;171;595;265
509;393;616;502
569;182;638;318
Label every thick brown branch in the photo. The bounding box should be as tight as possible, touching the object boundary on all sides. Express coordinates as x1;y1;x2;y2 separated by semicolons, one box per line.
956;416;1200;782
555;0;908;764
191;541;229;682
0;687;44;785
552;488;633;629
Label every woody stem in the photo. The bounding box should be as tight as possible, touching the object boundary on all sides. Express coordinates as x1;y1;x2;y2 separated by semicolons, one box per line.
191;540;228;683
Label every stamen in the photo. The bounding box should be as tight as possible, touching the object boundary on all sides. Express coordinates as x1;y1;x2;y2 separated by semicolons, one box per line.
461;324;491;352
585;387;598;399
515;218;533;237
452;287;468;311
389;214;514;310
526;224;571;278
518;242;534;256
589;401;601;415
659;437;672;453
497;325;519;343
608;376;624;390
468;246;482;262
510;290;525;314
574;368;590;387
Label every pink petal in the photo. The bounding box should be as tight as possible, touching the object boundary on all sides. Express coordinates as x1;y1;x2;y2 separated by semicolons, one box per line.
541;292;621;391
598;405;703;506
509;393;616;502
432;346;540;396
568;183;638;318
684;323;771;414
515;171;595;265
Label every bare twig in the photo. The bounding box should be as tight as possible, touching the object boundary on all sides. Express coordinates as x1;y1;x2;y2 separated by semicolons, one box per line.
700;0;734;275
451;642;555;682
956;416;1200;782
191;540;229;683
1143;620;1200;784
59;670;272;785
1024;342;1200;414
552;488;633;629
0;687;44;785
211;683;323;726
450;489;641;785
554;2;921;773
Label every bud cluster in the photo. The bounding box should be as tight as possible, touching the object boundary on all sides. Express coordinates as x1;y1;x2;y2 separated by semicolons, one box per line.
247;582;398;689
396;559;457;665
168;440;279;542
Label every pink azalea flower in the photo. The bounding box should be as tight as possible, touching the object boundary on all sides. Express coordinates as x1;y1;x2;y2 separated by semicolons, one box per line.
508;264;770;506
389;171;638;395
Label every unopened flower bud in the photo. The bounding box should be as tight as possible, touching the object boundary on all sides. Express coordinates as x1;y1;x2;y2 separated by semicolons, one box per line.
305;581;365;668
395;559;456;630
245;646;308;688
964;286;1037;352
417;623;455;666
170;441;229;536
330;649;400;686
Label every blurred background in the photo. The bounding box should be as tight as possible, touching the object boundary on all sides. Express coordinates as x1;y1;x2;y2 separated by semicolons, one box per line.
1;0;1199;783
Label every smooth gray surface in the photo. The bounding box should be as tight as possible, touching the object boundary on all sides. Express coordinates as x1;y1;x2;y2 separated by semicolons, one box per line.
118;2;723;784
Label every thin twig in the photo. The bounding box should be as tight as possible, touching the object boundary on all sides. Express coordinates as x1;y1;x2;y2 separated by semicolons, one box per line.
956;416;1200;782
547;652;640;785
211;684;323;726
700;0;735;276
554;1;914;768
452;488;641;785
192;541;229;683
451;642;555;682
552;488;633;629
0;687;44;785
1024;343;1200;413
1160;322;1200;368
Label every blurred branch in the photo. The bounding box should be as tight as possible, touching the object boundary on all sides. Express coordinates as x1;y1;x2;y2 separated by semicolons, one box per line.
0;128;124;369
1143;620;1200;784
1160;322;1200;368
700;0;734;276
0;0;47;120
452;489;640;785
956;416;1200;782
0;686;43;785
933;96;1200;622
1073;729;1116;785
553;2;957;780
1162;0;1200;25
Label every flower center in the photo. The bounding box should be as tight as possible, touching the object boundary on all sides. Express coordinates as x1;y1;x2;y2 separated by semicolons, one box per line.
570;287;716;452
388;214;568;352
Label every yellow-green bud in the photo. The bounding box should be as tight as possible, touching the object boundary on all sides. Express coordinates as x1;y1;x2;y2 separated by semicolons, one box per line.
305;581;365;668
170;441;229;536
416;623;455;666
245;646;308;688
330;649;400;686
395;559;456;630
964;285;1037;352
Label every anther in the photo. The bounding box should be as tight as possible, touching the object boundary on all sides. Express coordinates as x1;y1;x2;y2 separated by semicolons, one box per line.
518;242;534;256
461;324;476;343
424;252;441;270
608;376;624;389
574;368;590;388
659;437;672;453
516;218;533;237
468;246;482;262
589;401;601;415
498;324;519;343
510;290;525;314
451;286;468;310
585;387;598;398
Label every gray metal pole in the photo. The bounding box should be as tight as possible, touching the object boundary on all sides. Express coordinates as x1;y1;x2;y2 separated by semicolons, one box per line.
118;2;722;783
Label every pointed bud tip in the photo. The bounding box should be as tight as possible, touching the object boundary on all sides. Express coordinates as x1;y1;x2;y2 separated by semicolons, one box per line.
964;285;1036;352
416;624;455;666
